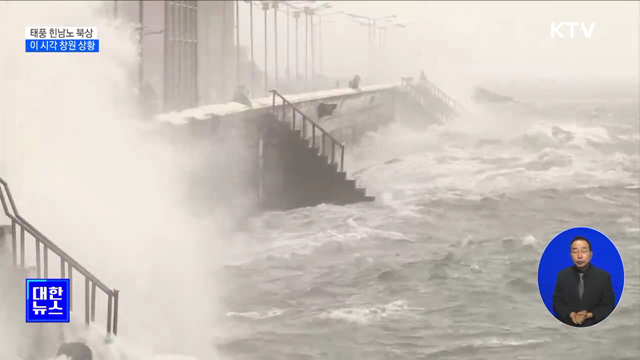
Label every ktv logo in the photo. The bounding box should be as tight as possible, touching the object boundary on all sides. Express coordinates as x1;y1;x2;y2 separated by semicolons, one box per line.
550;22;596;39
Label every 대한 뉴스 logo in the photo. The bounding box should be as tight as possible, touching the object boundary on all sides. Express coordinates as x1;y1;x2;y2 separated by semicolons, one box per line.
24;26;100;53
550;22;596;39
26;278;71;323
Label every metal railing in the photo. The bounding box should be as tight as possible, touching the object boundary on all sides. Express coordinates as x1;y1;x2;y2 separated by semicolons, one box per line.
400;78;451;122
0;177;119;337
401;77;464;114
270;89;345;172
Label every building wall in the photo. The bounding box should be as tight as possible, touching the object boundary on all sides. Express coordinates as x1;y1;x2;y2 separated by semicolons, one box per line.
115;0;237;110
198;0;237;105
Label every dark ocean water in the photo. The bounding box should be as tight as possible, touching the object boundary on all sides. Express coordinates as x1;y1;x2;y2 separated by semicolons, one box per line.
217;94;640;359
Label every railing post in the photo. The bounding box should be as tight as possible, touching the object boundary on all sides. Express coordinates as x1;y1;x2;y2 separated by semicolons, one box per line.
35;240;41;277
311;125;316;149
68;264;73;311
91;283;97;321
302;115;306;139
340;144;345;172
271;90;276;109
43;246;48;278
322;132;326;157
84;278;90;326
107;293;113;335
20;228;25;267
282;99;286;121
292;109;296;129
11;221;16;266
113;290;119;336
331;141;336;164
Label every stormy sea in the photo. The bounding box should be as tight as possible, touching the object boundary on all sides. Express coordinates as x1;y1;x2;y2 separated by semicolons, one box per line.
4;82;638;360
214;88;640;360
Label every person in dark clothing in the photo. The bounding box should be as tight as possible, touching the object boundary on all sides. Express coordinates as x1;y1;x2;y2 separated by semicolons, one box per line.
552;236;616;327
420;70;427;82
348;75;361;90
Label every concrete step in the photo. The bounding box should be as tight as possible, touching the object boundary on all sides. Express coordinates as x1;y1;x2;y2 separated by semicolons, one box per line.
267;114;375;209
334;171;347;181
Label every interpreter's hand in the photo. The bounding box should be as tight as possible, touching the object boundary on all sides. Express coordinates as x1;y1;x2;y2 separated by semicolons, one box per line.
580;310;594;320
575;311;587;324
570;312;578;324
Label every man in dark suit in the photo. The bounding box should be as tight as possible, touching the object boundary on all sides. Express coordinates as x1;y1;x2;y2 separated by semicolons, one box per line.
552;236;616;327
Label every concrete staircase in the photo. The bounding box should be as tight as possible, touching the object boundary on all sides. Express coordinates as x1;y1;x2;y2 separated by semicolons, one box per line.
259;90;375;210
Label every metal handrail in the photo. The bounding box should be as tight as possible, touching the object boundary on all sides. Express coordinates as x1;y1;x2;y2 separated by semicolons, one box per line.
401;78;463;121
269;89;346;172
0;177;119;337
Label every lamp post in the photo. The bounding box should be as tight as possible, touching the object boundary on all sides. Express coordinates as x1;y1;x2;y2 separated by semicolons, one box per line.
262;1;270;95
236;0;241;87
272;1;279;88
346;13;396;80
293;10;301;81
304;6;309;82
283;1;317;85
302;3;330;83
138;0;144;90
315;11;342;77
286;4;290;80
376;23;404;77
249;0;255;96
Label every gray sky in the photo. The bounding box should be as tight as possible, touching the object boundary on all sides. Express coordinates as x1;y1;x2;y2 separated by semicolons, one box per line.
286;1;639;85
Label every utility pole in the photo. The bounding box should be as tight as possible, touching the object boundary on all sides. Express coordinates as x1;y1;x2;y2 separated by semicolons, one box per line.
347;13;396;81
377;23;404;75
283;1;316;83
138;0;144;90
236;0;241;87
221;2;227;102
304;6;309;83
315;11;341;78
302;3;330;85
272;1;279;88
310;12;315;79
262;1;269;95
249;0;255;96
286;4;290;81
294;10;300;81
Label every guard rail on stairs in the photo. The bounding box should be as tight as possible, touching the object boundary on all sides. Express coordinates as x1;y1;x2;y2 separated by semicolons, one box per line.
270;89;346;172
0;177;119;337
401;77;464;115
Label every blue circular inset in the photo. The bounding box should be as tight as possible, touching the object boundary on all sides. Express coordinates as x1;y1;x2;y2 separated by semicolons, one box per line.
538;227;624;324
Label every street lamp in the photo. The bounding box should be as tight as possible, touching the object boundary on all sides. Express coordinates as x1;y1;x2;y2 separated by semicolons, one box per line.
377;23;404;48
303;3;330;83
346;13;397;80
262;1;270;95
315;10;342;77
281;1;316;81
272;1;279;88
246;0;256;96
376;22;405;78
236;0;241;87
293;10;301;81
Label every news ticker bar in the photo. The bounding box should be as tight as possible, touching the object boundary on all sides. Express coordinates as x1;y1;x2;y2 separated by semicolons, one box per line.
25;39;100;53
